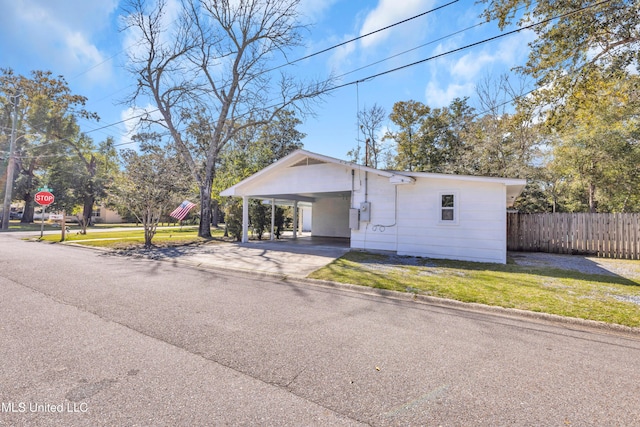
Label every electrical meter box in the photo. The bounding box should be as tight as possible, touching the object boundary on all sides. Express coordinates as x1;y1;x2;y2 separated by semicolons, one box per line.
349;208;360;230
359;202;371;222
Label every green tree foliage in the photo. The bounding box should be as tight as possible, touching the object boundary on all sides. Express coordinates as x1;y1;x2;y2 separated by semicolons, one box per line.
384;82;550;211
224;200;243;241
547;70;640;212
0;69;95;220
47;136;118;233
479;1;640;213
481;0;639;93
249;199;270;240
263;110;306;162
462;75;542;180
110;137;192;248
423;98;475;174
385;100;430;171
386;98;479;174
213;110;305;199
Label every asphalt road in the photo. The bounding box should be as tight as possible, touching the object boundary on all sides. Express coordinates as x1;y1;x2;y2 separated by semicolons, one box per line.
1;233;640;426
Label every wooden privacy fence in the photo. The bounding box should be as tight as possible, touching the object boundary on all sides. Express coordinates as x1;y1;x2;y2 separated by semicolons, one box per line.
507;213;640;259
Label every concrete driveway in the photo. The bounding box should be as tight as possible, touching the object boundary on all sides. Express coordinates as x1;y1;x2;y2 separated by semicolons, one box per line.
126;236;351;277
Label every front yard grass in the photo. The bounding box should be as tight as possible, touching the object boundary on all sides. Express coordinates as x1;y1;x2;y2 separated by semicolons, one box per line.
37;226;225;249
308;251;640;328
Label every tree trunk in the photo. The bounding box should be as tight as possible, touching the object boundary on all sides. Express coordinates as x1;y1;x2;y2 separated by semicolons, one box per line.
212;199;219;228
79;194;94;234
144;225;153;248
143;208;158;249
588;182;597;213
19;160;37;223
21;176;35;223
198;180;213;238
21;194;34;223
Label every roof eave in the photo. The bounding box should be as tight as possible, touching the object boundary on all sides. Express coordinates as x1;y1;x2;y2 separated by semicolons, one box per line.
220;149;393;197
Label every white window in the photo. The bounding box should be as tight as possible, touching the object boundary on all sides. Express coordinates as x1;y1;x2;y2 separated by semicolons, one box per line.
439;192;458;224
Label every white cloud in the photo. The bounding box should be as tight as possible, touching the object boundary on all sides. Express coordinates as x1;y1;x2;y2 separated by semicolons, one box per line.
66;32;102;61
326;35;359;76
451;31;533;80
451;51;497;80
298;0;341;23
424;81;475;107
0;0;118;83
421;30;533;108
359;0;436;49
119;105;163;148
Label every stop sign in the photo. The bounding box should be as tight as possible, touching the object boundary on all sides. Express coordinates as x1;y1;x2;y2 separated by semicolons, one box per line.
34;191;55;206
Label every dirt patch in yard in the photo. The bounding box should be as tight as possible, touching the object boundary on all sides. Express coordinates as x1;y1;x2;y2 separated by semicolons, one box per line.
509;252;640;280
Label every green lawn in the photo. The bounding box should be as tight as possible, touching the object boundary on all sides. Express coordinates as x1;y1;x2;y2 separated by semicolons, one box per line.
36;226;225;248
1;221;160;232
1;220;60;232
309;251;640;328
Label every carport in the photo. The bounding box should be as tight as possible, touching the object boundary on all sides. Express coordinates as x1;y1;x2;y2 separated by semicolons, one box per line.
221;191;353;245
220;150;388;245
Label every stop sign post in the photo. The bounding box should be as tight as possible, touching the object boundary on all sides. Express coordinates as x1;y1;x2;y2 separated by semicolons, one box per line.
34;188;54;238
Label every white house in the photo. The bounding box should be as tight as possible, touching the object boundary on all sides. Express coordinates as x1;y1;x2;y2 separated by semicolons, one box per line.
220;149;526;264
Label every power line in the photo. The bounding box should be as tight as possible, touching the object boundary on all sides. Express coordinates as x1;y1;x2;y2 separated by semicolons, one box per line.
223;0;611;128
281;0;459;68
71;40;145;80
332;0;612;90
31;1;459;147
14;1;610;155
335;21;487;81
100;1;458;119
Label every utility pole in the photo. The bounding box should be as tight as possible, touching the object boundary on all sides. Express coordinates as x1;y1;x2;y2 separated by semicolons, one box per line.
1;93;19;230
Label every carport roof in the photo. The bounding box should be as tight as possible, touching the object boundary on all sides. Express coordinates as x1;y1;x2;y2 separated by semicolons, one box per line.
220;150;396;199
220;149;527;206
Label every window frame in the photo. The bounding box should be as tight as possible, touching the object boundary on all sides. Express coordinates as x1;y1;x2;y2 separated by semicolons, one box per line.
438;191;459;225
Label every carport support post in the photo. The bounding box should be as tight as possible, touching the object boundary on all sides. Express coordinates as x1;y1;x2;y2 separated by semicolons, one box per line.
292;200;298;240
270;199;275;241
242;196;249;243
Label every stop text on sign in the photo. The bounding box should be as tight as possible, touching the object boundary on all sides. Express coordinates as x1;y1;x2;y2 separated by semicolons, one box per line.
34;191;55;206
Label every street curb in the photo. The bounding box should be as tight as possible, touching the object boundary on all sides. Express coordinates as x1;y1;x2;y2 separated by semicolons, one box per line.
293;277;640;337
166;253;640;338
56;241;640;337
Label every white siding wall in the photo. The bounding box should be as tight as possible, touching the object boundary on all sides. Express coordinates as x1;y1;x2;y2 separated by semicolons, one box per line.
301;206;312;231
351;176;508;263
312;197;351;237
241;163;357;195
350;173;399;252
226;156;510;263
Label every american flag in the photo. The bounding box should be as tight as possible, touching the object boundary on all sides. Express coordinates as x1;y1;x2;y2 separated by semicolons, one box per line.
170;200;196;221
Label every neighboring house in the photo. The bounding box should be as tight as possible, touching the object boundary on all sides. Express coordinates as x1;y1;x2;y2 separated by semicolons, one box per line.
92;206;123;223
220;150;526;264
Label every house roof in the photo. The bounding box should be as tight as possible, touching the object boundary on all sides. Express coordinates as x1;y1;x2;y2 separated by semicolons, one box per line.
220;149;527;205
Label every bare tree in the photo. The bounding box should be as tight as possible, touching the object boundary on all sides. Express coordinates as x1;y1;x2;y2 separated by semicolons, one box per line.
121;0;331;238
357;104;386;169
467;74;541;178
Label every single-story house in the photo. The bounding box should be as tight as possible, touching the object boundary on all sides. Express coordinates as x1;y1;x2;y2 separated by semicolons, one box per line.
220;149;526;264
92;206;124;223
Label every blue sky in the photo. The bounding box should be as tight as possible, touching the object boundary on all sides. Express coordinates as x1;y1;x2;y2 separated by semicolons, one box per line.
0;0;533;162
